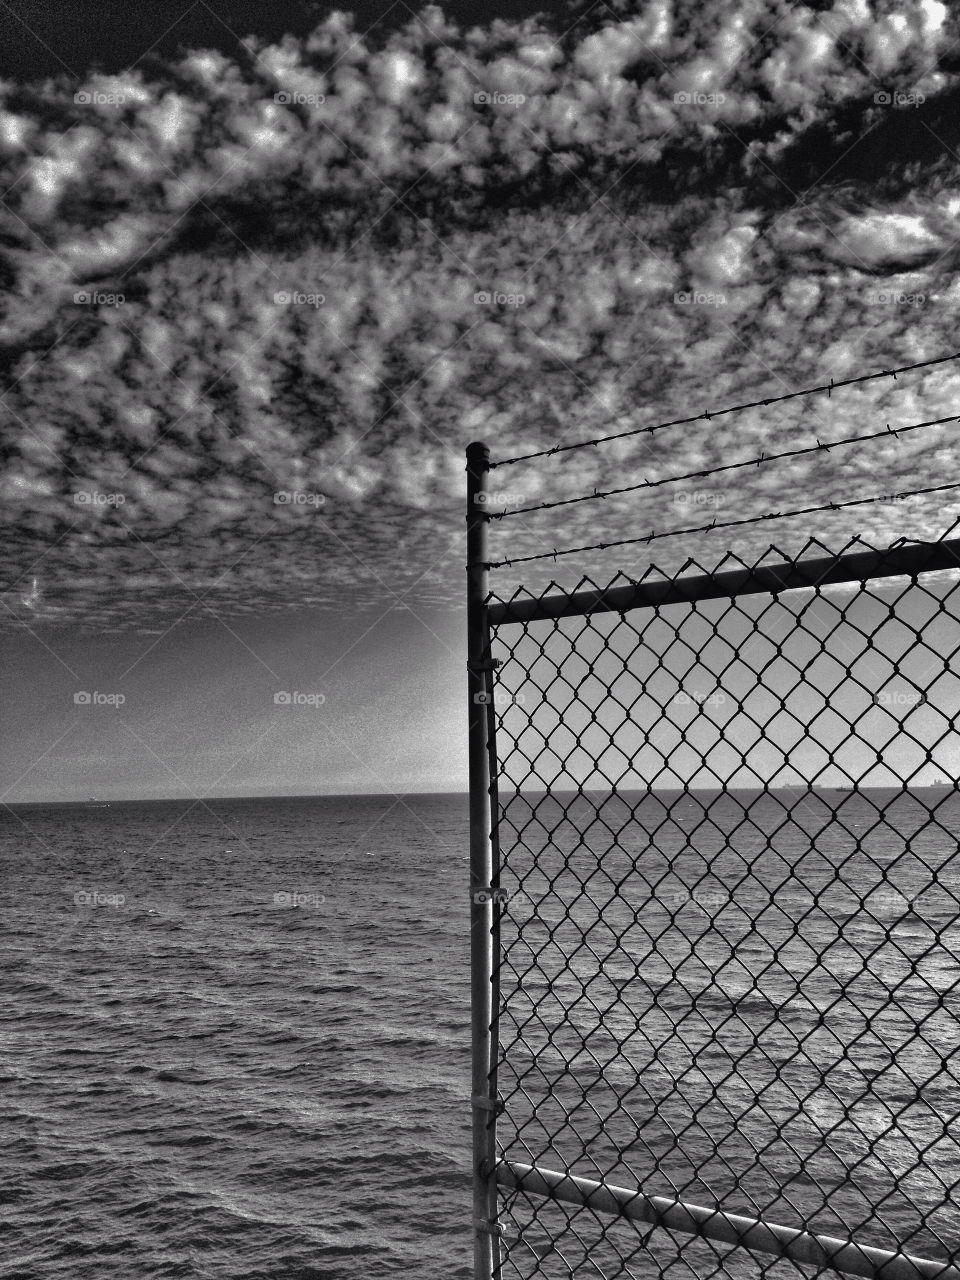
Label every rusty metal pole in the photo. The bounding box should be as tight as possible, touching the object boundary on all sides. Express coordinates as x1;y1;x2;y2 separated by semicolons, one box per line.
466;441;500;1279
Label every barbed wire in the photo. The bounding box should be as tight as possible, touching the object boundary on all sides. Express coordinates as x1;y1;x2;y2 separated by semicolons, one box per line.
488;350;960;470
482;479;960;571
489;411;960;520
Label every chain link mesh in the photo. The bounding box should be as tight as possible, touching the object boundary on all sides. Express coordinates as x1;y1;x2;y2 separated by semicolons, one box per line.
482;535;960;1280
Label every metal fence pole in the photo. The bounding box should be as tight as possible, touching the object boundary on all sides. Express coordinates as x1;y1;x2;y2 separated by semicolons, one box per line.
466;441;500;1280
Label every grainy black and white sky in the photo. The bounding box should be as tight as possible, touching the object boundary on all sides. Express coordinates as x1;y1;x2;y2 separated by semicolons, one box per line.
3;0;960;800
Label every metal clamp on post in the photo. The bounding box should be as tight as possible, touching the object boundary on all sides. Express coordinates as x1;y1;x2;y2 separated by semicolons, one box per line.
472;1094;505;1115
473;1219;504;1238
467;658;502;671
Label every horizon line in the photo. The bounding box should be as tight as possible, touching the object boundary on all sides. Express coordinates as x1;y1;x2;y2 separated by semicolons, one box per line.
2;780;954;806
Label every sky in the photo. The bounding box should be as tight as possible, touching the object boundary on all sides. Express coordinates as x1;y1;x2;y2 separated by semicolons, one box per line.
3;0;960;800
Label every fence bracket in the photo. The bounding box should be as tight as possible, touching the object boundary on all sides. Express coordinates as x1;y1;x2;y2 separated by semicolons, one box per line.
473;1218;504;1237
467;658;502;671
472;1094;505;1114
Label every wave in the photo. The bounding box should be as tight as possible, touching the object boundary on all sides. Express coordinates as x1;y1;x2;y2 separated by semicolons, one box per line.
154;1069;217;1085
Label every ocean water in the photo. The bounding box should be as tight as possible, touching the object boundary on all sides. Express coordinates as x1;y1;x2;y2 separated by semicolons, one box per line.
3;789;959;1280
1;794;474;1280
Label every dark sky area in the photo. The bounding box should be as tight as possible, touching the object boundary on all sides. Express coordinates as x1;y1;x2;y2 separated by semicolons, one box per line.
0;0;554;80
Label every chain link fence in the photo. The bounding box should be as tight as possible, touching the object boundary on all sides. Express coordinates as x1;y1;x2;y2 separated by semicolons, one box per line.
472;523;960;1280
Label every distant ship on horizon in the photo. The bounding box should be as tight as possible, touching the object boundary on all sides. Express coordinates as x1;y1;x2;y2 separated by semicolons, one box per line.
85;796;111;808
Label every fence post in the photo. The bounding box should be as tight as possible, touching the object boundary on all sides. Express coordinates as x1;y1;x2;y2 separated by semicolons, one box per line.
466;441;500;1280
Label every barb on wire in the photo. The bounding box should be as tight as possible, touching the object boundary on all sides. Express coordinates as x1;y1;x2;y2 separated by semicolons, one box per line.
483;479;960;571
489;411;960;520
489;350;960;469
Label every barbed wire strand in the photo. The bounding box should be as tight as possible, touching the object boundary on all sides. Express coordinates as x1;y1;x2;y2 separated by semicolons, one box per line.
489;350;960;470
489;411;959;520
483;479;960;571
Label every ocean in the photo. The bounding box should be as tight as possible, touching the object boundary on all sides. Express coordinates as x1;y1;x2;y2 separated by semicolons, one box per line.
1;794;474;1280
2;789;959;1279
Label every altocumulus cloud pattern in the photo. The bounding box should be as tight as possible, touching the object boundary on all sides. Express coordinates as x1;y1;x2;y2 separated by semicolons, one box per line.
3;0;960;633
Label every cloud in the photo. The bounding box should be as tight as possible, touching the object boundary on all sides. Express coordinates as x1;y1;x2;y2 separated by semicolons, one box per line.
828;211;946;266
2;0;960;632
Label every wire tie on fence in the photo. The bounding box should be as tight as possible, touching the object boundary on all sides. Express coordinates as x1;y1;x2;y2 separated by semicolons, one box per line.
473;1218;505;1237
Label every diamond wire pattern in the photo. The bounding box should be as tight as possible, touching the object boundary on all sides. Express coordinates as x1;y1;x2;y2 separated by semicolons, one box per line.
483;537;960;1280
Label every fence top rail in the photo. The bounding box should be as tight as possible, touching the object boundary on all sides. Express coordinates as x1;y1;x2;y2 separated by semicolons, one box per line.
486;535;960;627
